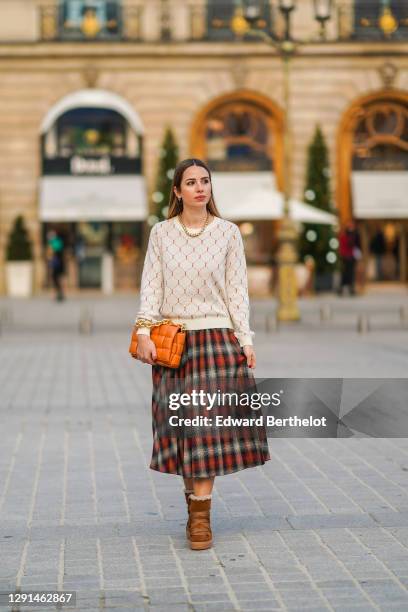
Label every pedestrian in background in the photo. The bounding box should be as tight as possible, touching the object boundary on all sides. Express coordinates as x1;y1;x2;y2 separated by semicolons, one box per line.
134;158;270;551
338;221;361;295
47;230;65;302
370;228;386;281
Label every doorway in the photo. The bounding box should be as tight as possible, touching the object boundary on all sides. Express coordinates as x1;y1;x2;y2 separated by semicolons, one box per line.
76;221;109;288
361;220;407;283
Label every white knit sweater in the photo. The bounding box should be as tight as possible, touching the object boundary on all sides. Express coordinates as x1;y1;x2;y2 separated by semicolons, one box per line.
135;215;254;346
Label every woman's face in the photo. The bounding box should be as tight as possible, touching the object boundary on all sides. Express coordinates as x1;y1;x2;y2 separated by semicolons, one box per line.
174;165;212;210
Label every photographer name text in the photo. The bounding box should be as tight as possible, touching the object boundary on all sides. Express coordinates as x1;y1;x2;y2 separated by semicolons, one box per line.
168;415;327;428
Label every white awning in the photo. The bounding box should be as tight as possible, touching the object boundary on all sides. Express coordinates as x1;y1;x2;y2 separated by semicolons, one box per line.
39;175;148;221
211;172;338;225
351;171;408;219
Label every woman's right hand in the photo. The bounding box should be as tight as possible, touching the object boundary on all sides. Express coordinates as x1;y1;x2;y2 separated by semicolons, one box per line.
136;335;157;365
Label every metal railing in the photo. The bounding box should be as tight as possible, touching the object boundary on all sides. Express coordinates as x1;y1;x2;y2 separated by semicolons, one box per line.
38;1;408;44
39;1;277;44
189;1;276;42
337;1;408;41
40;3;143;42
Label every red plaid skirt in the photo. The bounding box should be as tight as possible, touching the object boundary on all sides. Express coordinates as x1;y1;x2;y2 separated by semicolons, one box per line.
150;328;271;478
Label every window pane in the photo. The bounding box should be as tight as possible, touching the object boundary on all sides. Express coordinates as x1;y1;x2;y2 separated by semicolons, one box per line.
61;0;120;39
354;1;408;40
206;0;272;41
56;108;127;157
352;102;408;170
205;103;273;171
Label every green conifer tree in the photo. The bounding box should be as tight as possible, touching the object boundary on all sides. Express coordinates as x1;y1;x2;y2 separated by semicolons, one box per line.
6;215;33;261
299;125;338;288
152;127;179;222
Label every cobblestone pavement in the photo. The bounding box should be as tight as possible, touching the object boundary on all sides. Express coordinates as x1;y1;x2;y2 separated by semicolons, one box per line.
1;292;408;611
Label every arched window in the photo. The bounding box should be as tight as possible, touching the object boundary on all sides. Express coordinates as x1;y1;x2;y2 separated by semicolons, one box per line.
352;101;408;170
42;106;141;175
205;102;274;171
354;1;408;40
349;99;408;222
56;108;127;157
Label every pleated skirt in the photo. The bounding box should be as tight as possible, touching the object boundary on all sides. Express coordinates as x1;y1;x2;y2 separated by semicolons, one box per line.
149;328;271;478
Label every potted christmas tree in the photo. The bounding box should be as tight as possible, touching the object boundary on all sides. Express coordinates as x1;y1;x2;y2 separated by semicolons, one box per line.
5;215;34;297
138;127;179;285
299;126;338;292
151;126;179;222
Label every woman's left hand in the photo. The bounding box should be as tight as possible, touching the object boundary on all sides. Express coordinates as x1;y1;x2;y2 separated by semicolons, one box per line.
242;345;256;369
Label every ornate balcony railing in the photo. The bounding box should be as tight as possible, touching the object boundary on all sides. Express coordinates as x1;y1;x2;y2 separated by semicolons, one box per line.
337;1;408;41
37;1;408;45
40;3;143;42
39;1;277;43
189;0;276;42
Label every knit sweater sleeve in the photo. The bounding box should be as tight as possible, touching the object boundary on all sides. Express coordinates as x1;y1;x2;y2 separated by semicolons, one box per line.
134;224;163;337
225;225;255;347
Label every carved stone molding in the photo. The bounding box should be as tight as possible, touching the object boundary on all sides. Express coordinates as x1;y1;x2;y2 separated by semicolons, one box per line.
378;62;398;89
82;65;99;88
230;61;248;89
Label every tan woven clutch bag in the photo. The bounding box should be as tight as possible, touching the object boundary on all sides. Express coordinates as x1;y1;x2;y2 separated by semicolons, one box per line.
129;318;186;368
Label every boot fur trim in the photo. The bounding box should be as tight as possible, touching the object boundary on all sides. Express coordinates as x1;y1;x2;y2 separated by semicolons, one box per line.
190;494;212;501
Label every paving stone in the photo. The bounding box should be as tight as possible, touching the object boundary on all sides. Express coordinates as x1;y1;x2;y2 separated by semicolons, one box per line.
287;514;377;529
1;295;408;611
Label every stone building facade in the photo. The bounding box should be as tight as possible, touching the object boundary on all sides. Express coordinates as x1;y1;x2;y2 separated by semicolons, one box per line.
0;0;407;293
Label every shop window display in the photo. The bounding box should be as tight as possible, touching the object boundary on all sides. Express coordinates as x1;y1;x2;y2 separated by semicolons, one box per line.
42;107;141;175
56;108;127;158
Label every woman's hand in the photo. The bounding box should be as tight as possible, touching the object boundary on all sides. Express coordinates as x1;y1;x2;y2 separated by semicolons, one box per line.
136;335;157;365
243;345;256;369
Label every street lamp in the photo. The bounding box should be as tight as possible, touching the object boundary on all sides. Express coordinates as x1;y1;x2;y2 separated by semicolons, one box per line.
313;0;333;40
278;0;296;41
231;0;333;321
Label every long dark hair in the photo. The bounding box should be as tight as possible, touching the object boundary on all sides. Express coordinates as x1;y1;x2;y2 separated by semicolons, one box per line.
167;158;222;219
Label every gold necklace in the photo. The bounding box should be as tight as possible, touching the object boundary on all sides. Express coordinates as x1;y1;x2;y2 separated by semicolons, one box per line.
178;212;210;238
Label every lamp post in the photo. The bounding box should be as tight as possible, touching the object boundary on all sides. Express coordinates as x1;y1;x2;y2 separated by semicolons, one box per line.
231;0;333;321
314;0;333;40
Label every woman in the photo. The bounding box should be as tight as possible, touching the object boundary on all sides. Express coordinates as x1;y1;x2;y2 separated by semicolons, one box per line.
135;158;270;550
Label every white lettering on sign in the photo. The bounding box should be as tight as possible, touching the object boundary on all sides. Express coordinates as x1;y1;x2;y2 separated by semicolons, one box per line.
70;156;112;175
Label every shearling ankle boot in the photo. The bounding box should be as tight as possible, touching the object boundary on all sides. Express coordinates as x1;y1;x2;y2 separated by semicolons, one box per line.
184;489;193;540
188;494;213;550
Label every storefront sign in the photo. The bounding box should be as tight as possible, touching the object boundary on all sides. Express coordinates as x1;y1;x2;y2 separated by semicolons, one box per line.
71;155;112;175
42;156;141;175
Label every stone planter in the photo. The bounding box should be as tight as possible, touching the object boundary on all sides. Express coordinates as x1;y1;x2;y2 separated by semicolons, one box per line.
5;261;33;297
